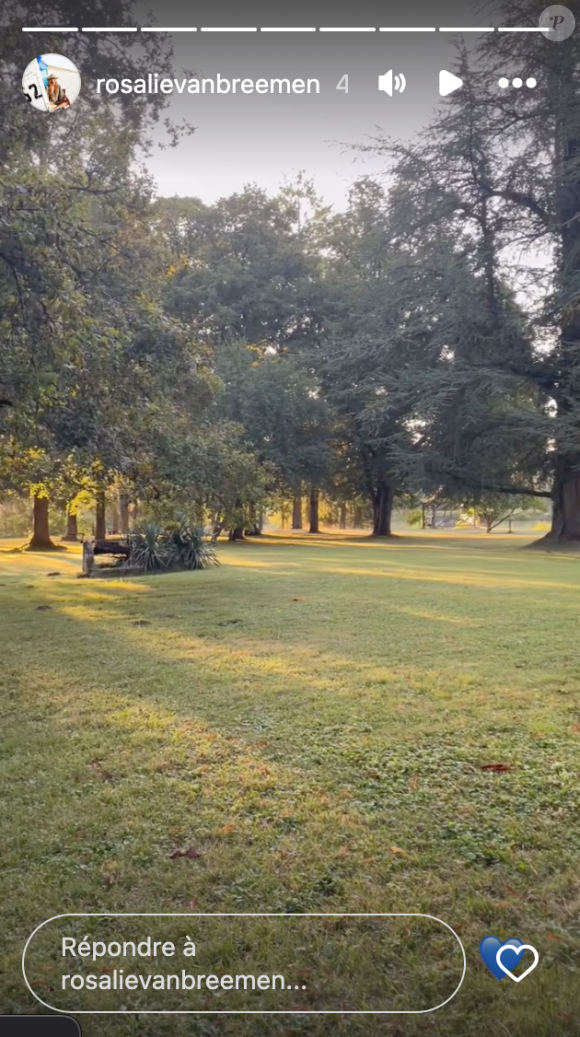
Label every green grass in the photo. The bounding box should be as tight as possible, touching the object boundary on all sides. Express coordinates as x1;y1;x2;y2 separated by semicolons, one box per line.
2;532;580;1036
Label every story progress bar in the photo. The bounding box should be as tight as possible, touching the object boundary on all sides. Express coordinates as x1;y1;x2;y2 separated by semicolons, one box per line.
22;25;550;33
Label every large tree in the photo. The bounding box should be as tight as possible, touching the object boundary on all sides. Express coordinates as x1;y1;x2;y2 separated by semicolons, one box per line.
358;3;580;543
214;343;334;533
159;186;331;536
322;180;479;536
0;0;195;545
159;183;326;349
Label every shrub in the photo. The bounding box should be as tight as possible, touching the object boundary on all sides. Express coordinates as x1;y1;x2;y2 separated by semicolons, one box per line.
406;509;423;528
127;523;168;572
166;517;219;570
126;518;219;573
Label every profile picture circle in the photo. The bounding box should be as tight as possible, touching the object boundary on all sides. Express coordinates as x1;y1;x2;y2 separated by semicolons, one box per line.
22;54;81;112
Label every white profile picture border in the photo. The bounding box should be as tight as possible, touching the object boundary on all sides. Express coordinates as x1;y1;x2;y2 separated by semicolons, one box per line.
22;53;81;112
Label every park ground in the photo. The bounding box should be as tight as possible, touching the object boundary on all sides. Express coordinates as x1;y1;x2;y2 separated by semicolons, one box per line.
1;532;580;1036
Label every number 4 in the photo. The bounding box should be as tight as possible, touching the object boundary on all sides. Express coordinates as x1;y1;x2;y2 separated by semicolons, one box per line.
336;74;349;94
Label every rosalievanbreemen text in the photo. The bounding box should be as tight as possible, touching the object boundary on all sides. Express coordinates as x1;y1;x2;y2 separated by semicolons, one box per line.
62;970;291;991
96;74;320;95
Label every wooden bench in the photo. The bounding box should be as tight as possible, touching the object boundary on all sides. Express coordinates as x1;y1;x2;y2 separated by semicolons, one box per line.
82;539;130;575
94;539;131;558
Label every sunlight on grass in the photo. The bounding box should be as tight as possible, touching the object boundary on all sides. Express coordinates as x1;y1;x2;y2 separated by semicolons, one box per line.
316;562;578;591
395;606;483;626
3;534;580;1036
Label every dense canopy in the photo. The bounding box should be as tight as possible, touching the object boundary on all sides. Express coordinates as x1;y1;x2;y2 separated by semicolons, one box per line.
2;0;579;547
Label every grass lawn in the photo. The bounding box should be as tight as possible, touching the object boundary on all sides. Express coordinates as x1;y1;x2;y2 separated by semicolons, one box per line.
2;532;580;1036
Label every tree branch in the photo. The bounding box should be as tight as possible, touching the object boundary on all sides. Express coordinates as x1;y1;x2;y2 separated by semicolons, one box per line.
478;184;551;228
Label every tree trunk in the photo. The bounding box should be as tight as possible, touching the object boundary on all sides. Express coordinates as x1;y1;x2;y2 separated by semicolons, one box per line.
353;504;363;529
95;490;106;540
120;493;130;535
29;495;56;549
309;485;320;534
371;482;394;537
534;465;580;546
245;503;261;536
292;494;303;530
537;86;580;547
551;468;580;541
61;507;78;542
339;502;347;530
211;516;224;542
110;499;120;535
229;497;245;540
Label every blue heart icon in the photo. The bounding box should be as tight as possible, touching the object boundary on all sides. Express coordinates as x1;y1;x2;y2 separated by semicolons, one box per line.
480;936;524;979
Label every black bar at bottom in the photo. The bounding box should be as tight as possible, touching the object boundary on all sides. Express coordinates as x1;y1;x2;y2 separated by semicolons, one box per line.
0;1019;80;1037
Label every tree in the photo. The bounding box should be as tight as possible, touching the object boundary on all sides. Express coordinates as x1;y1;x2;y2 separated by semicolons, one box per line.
159;188;332;538
323;180;468;536
128;415;269;538
357;5;580;544
462;494;541;534
0;0;192;546
0;171;205;546
213;343;334;535
159;183;326;349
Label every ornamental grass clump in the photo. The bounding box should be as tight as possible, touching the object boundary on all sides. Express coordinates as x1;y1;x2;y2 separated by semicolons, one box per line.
166;516;219;571
126;523;168;572
127;519;219;573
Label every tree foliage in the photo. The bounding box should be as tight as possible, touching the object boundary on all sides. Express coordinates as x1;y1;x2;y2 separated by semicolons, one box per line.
3;0;580;548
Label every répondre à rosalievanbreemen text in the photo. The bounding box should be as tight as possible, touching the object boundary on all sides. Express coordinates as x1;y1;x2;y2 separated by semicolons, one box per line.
59;935;306;993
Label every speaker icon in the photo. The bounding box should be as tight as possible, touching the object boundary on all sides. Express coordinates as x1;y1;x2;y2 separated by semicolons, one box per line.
378;70;406;96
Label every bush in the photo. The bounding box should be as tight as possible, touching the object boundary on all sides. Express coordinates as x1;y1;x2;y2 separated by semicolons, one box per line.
406;509;423;528
126;519;219;573
166;517;219;570
126;523;168;572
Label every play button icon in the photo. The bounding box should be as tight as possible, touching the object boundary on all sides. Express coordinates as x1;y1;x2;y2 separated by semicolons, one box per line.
439;70;463;96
